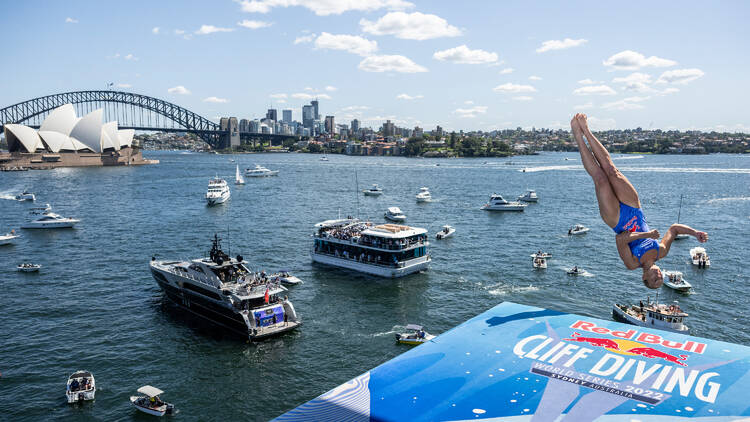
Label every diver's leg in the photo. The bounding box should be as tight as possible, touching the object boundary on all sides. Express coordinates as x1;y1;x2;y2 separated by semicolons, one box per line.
572;115;620;227
576;114;641;208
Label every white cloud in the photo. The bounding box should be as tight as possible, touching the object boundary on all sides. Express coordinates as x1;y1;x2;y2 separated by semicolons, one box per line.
360;11;461;40
528;75;542;81
340;105;370;112
464;100;474;105
294;34;315;44
493;83;537;94
175;29;186;35
65;17;78;24
602;96;650;110
237;19;273;29
513;96;534;101
611;72;654;92
454;105;488;118
195;25;235;35
396;93;423;100
117;83;132;88
269;93;288;99
536;38;587;53
167;86;191;95
291;93;332;100
238;0;414;16
152;27;160;34
587;116;617;130
578;79;602;85
573;85;617;95
433;45;498;64
358;55;427;73
124;54;138;61
603;50;676;70
325;85;337;92
304;87;314;91
203;96;229;103
314;32;377;56
656;68;705;85
659;87;680;95
499;67;514;75
574;102;594;110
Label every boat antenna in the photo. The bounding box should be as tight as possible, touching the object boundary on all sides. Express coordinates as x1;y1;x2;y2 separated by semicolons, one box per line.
677;194;683;223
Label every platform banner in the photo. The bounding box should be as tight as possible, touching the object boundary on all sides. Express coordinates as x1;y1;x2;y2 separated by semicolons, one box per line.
274;302;750;421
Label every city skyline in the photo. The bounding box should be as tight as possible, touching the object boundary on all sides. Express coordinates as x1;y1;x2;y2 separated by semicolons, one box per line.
1;1;749;133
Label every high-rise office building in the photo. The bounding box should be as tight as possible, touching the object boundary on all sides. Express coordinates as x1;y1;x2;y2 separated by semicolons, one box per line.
302;105;314;129
435;125;443;138
282;109;292;123
266;109;277;122
351;119;360;134
383;120;395;137
325;116;335;134
311;100;319;120
239;119;249;133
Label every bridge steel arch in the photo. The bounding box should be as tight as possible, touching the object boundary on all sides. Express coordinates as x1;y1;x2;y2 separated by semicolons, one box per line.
0;90;226;147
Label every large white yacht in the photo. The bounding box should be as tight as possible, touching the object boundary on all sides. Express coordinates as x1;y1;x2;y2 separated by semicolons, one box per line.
613;298;689;333
149;235;301;340
21;204;79;229
415;187;432;203
481;194;527;211
206;177;231;206
245;164;279;177
311;218;430;278
384;207;406;222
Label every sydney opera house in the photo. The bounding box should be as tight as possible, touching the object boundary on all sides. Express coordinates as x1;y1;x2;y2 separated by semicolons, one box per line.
1;104;155;169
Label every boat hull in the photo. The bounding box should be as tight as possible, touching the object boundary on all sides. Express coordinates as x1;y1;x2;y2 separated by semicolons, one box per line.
384;215;406;222
481;205;526;211
67;390;95;404
436;230;455;240
21;221;78;229
363;191;382;196
612;305;689;333
311;251;429;278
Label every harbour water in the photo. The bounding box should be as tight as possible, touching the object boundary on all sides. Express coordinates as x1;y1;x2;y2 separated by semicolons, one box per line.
0;151;748;420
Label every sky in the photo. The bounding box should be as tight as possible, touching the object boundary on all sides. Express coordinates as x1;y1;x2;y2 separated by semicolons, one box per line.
2;0;749;133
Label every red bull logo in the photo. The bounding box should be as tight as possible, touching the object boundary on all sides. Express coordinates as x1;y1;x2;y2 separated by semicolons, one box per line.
570;320;706;354
563;332;689;366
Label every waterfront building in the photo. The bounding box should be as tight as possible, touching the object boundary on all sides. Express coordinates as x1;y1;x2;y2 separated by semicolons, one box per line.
249;119;260;133
383;120;395;137
311;219;430;278
435;125;444;138
282;109;292;123
311;100;319;120
414;126;424;138
302;105;314;129
351;119;360;135
239;119;249;133
1;103;152;168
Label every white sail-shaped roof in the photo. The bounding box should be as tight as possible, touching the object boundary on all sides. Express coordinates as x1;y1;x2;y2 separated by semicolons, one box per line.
71;138;91;152
69;109;104;153
4;124;42;152
102;121;120;151
40;104;78;135
38;131;71;153
118;129;135;148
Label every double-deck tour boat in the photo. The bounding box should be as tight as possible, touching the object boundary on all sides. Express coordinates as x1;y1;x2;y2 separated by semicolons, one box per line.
149;235;301;340
205;177;230;206
613;297;689;333
311;218;430;278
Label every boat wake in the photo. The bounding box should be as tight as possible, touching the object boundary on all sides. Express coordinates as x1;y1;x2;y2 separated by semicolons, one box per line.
487;284;540;296
706;196;750;204
520;165;750;174
0;191;19;201
613;155;644;160
369;328;399;338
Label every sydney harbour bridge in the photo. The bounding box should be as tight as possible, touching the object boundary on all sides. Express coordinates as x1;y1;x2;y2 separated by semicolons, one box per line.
0;90;298;149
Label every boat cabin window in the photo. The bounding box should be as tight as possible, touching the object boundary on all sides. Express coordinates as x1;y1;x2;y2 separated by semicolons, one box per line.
188;264;205;274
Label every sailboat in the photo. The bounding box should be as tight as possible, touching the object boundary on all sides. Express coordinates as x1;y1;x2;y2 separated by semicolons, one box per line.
235;164;245;185
675;194;688;239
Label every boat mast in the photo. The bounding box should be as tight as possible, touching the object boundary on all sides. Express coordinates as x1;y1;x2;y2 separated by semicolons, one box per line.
355;169;360;218
677;194;683;223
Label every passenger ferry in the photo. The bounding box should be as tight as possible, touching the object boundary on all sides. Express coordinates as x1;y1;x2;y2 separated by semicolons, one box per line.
150;234;301;340
311;218;430;278
612;297;688;333
205;177;230;206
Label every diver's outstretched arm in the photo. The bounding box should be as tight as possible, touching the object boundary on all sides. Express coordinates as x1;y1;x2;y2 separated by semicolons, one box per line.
658;224;708;259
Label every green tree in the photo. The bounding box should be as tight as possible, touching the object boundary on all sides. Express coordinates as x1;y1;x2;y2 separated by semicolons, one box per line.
449;131;457;149
403;137;426;156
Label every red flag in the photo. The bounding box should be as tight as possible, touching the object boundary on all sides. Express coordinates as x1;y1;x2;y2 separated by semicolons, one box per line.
264;288;270;304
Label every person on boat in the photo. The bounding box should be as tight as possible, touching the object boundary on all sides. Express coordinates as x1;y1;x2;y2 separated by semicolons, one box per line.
570;113;708;288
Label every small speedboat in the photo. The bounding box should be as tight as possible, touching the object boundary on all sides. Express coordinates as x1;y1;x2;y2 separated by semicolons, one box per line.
130;386;175;417
276;271;303;285
363;184;383;196
66;370;96;403
436;225;455;240
663;270;692;292
567;266;584;276
690;247;710;268
395;324;436;345
384;207;406;222
568;224;589;235
518;189;538;202
532;257;547;269
416;187;432;203
320;155;329;161
21;204;79;229
529;252;552;259
481;194;527;211
17;263;41;272
0;230;19;246
15;189;35;201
